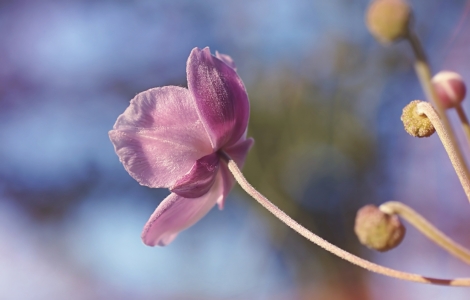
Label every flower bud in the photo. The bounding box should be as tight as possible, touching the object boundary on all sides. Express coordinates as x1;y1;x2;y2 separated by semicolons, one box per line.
354;204;405;252
401;100;435;137
432;71;467;109
366;0;411;45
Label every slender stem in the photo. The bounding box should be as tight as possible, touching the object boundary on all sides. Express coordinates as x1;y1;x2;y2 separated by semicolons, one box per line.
221;152;470;286
406;31;470;178
417;102;470;203
380;201;470;265
455;104;470;149
407;31;443;115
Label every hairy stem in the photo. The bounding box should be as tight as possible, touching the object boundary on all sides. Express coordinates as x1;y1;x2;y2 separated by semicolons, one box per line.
221;152;470;286
417;102;470;203
380;201;470;265
407;31;470;178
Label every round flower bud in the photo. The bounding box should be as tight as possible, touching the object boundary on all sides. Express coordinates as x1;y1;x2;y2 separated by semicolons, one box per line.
401;100;435;138
354;204;405;252
432;71;467;109
366;0;412;45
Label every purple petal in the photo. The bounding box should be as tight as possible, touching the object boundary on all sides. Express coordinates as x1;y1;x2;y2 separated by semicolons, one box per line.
217;163;233;210
217;137;254;210
141;170;224;246
170;152;219;198
187;47;249;150
109;86;212;188
215;51;237;71
224;137;254;168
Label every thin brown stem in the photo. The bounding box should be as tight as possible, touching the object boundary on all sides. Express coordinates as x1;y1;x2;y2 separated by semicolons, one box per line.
221;151;470;286
380;201;470;265
455;104;470;149
417;102;470;203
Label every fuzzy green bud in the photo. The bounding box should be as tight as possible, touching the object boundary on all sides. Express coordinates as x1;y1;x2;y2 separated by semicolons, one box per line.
366;0;411;45
354;204;405;252
401;100;435;138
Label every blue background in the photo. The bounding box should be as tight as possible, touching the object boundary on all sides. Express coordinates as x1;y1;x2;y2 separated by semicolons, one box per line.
1;0;470;299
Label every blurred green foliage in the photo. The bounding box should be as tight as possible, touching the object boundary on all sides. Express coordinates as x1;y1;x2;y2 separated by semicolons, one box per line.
238;39;407;296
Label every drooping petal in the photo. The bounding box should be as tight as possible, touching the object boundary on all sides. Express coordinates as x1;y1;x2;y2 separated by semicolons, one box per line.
109;86;212;188
187;47;249;150
217;137;254;209
217;163;233;210
142;170;224;246
170;152;219;198
215;51;237;71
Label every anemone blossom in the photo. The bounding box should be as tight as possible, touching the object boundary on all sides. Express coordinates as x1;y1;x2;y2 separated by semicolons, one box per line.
109;47;253;246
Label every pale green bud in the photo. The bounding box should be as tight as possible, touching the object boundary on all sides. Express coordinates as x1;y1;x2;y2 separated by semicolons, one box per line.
354;204;405;252
366;0;411;45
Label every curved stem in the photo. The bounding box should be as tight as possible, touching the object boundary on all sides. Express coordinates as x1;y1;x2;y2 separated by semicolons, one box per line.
417;102;470;203
221;152;470;286
406;31;470;178
380;201;470;265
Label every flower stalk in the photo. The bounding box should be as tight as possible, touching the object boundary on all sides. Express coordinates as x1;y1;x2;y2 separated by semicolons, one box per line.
406;31;470;179
417;102;470;203
222;151;470;286
455;105;470;148
380;201;470;265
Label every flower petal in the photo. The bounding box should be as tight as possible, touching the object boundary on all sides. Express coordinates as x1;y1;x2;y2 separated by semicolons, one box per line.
170;152;219;198
224;137;254;168
141;170;224;246
217;137;254;210
109;86;212;188
187;47;249;150
217;163;233;210
215;51;237;71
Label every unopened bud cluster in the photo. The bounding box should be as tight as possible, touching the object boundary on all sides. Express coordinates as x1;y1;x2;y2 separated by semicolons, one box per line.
366;0;411;45
354;204;405;252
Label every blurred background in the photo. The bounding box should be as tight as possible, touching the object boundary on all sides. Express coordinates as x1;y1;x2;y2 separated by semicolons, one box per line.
1;0;470;299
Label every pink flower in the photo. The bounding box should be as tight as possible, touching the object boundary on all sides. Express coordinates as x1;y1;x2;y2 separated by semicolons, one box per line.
109;47;253;246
